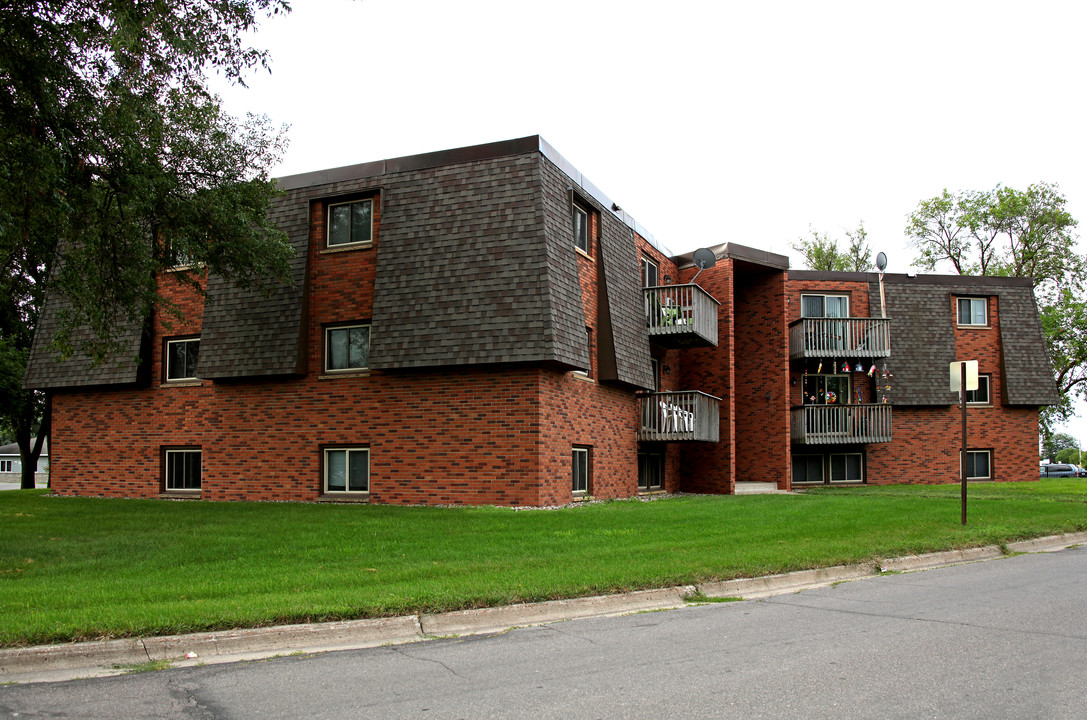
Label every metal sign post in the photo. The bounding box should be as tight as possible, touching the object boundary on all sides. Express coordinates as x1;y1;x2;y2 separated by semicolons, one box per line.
950;361;978;525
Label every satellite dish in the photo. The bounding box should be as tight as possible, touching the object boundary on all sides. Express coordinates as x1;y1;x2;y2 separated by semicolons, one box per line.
692;248;717;270
876;252;888;272
691;248;717;283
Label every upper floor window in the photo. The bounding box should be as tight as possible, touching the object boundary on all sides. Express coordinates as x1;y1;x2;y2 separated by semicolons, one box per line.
572;201;590;253
325;324;370;372
642;257;660;287
957;297;987;326
328;198;373;248
166;338;200;382
802;294;849;318
966;374;991;405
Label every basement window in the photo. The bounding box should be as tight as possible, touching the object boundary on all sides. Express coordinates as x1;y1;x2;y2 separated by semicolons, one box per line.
965;450;992;480
164;448;202;492
324;447;370;493
572;446;590;495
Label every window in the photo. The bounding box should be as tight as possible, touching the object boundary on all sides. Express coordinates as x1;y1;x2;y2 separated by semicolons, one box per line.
165;449;201;491
802;374;850;406
327;198;373;248
642;257;659;287
801;294;849;318
966;374;991;405
638;452;663;491
166;338;200;381
965;450;991;480
829;453;863;483
0;460;11;473
572;446;590;494
957;297;987;326
325;324;370;372
324;447;369;493
572;201;589;253
792;455;824;484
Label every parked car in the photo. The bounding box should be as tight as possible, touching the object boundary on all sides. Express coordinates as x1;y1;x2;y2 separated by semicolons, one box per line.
1040;463;1082;478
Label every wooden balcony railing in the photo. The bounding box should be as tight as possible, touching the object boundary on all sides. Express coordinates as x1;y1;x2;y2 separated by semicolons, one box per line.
639;391;721;442
645;284;719;348
788;317;891;359
791;404;893;444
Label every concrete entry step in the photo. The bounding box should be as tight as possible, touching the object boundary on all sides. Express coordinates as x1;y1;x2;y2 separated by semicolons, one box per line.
734;481;789;495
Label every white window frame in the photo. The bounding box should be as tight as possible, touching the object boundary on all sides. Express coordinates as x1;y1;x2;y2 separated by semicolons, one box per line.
165;338;200;382
801;294;849;318
164;448;202;492
965;449;992;480
829;453;864;483
572;202;589;253
0;460;11;473
642;256;660;288
323;447;370;494
966;374;991;405
572;446;590;494
327;198;374;248
324;324;371;373
957;297;988;326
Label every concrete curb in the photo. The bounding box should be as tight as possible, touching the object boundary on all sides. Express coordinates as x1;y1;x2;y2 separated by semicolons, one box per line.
420;586;695;637
3;531;1085;683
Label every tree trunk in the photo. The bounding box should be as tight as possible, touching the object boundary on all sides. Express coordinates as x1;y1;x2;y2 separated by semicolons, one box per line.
16;396;49;490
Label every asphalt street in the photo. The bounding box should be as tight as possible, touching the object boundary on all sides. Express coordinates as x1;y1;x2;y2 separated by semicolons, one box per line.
1;546;1085;719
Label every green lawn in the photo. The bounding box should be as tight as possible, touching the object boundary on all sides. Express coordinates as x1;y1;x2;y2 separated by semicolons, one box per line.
1;481;1085;647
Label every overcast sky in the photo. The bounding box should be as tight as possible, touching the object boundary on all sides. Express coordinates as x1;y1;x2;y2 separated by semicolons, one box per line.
212;0;1087;447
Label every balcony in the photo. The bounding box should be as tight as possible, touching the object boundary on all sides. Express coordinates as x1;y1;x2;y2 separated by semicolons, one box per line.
638;391;721;442
645;284;719;348
788;317;891;359
791;404;893;445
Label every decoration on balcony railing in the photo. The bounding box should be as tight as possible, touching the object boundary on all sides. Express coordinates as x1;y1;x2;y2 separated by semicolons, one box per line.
876;362;894;403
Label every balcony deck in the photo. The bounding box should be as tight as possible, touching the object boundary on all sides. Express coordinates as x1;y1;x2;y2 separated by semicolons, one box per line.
639;391;720;442
791;404;893;444
789;317;890;359
645;284;719;348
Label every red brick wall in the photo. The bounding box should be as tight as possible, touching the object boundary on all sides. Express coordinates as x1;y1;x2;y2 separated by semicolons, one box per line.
733;268;790;487
677;258;735;493
49;196;668;507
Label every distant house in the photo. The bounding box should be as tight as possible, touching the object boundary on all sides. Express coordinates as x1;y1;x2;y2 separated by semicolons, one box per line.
0;439;49;481
23;136;1059;504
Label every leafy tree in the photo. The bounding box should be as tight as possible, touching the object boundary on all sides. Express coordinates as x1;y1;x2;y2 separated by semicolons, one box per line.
1054;447;1083;465
906;184;1086;435
1041;431;1079;462
0;1;294;488
792;223;873;272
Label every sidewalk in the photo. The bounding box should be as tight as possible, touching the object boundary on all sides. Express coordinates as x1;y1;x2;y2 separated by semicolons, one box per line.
2;531;1084;684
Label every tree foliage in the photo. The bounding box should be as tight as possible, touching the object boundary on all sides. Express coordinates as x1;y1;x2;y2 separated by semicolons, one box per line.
905;184;1086;436
1042;431;1079;462
0;0;294;487
792;223;873;272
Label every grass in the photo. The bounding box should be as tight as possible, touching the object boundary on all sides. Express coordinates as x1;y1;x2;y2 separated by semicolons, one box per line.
1;480;1085;648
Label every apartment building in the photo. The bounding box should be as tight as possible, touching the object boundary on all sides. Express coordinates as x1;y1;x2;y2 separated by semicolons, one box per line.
24;136;1059;504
